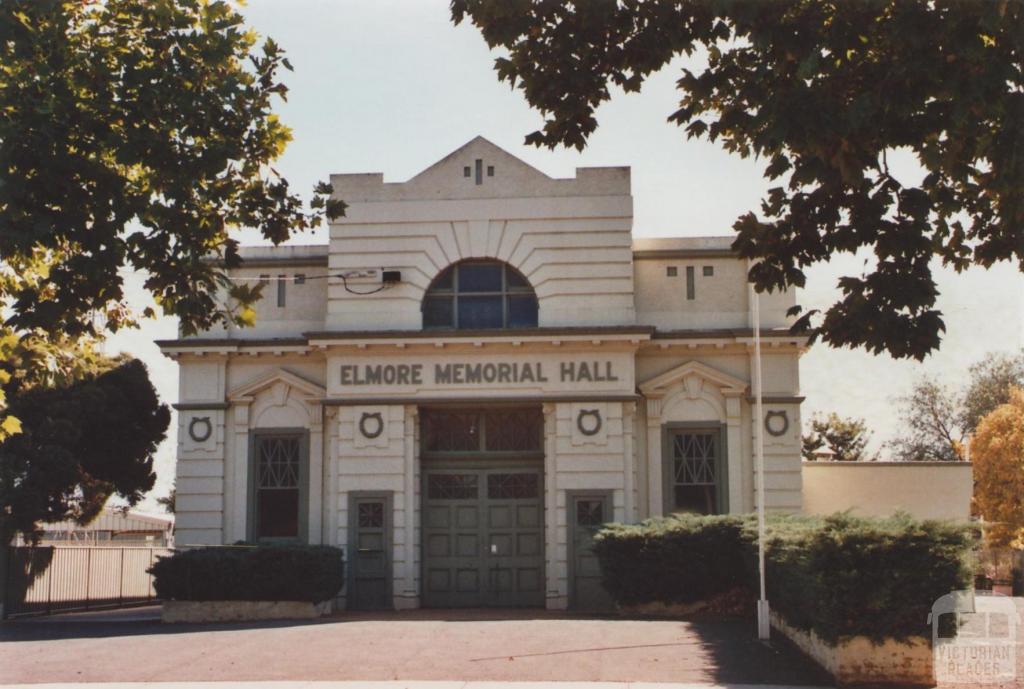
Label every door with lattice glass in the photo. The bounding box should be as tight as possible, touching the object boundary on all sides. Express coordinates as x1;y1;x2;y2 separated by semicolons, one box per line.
420;407;545;608
569;491;614;611
348;493;391;610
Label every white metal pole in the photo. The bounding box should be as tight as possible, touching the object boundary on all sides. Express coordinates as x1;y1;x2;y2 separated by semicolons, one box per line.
751;281;770;640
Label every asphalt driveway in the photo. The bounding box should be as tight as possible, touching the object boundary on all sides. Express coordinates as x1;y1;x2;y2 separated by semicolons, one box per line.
0;606;831;686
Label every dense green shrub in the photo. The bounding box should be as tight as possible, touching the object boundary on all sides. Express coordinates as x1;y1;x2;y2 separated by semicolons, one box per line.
594;514;747;605
149;545;345;603
594;512;977;644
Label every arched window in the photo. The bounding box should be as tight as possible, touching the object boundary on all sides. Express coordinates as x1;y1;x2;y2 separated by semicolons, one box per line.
422;260;538;329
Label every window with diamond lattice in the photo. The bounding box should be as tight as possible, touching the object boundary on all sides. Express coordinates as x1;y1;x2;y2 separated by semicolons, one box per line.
671;431;720;515
483;409;543;452
421;408;542;455
421;412;480;452
487;473;540;499
255;434;302;539
427;474;479;500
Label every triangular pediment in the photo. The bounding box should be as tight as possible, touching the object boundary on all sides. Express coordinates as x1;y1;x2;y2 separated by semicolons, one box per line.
227;368;325;402
639;361;748;397
330;135;629;202
408;136;552;187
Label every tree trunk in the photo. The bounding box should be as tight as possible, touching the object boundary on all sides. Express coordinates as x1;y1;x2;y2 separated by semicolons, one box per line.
0;521;12;620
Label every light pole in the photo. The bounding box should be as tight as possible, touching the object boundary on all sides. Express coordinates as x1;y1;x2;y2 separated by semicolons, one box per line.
750;279;770;640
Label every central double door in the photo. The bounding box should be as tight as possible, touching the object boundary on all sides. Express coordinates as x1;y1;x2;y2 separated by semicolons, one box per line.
422;464;545;608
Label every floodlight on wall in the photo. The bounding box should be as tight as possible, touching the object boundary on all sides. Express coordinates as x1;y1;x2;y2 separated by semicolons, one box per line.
382;270;402;284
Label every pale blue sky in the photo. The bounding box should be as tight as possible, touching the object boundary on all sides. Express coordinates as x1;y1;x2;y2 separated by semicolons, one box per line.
109;0;1023;510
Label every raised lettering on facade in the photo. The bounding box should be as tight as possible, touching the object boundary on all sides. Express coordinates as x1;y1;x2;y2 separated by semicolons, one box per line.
338;361;619;386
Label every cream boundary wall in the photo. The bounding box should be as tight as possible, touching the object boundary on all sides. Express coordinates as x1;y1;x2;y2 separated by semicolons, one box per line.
802;461;973;520
161;137;809;610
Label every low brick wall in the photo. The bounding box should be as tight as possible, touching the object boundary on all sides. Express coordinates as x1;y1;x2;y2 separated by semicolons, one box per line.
162;600;333;623
771;612;934;687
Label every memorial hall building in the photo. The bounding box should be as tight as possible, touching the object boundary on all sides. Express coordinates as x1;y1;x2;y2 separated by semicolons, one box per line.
158;137;807;611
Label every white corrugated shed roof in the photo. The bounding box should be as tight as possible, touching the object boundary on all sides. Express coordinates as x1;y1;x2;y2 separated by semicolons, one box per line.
39;509;173;533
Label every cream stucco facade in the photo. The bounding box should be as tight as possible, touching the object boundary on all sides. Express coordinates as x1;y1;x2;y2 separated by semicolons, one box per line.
159;137;809;611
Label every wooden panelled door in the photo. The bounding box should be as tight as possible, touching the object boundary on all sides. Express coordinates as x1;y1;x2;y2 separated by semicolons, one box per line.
569;492;614;612
422;467;544;608
347;494;391;610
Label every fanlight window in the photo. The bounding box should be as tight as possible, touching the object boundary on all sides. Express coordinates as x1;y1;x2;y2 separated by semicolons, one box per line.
422;261;538;329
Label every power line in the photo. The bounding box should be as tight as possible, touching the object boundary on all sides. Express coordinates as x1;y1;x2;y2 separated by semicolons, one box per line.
224;271;392;295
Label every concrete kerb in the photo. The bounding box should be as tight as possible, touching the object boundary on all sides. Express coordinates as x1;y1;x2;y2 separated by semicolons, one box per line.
0;679;831;683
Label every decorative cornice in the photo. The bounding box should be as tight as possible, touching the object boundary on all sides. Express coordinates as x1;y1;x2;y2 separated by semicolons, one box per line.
746;395;806;404
322;394;641;407
651;328;803;340
306;325;655;342
201;252;329;268
156;327;808;351
632;248;738;260
172;402;230;411
234;256;328;268
208;248;738;265
156;337;309;349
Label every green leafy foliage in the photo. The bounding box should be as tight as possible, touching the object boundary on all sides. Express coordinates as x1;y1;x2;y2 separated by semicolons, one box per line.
149;545;345;603
594;512;977;644
890;376;966;462
157;485;176;514
594;514;748;606
801;412;874;461
0;358;169;541
452;0;1024;360
0;251;113;447
889;350;1024;461
762;514;977;644
962;352;1024;433
0;0;346;338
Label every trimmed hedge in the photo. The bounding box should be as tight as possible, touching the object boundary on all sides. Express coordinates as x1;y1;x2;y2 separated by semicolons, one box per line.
595;514;748;605
593;512;977;644
149;545;345;603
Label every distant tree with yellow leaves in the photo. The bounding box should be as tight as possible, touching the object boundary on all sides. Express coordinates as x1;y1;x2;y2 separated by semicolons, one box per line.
971;387;1024;548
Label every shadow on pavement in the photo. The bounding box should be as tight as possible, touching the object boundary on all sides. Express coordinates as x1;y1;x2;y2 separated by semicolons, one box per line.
1;606;834;686
2;605;337;641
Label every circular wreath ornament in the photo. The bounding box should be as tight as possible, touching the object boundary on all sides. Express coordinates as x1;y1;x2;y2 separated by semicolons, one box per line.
359;412;384;439
576;409;603;437
764;410;789;437
188;416;213;443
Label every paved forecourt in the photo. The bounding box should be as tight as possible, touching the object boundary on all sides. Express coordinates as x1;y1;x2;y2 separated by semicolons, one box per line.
0;608;830;686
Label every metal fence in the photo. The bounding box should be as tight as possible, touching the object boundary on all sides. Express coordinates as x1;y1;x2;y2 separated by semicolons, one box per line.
3;546;171;618
977;547;1024;595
